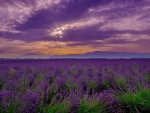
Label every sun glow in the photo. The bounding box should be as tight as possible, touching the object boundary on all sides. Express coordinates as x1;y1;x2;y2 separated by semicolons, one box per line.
58;29;62;35
50;27;65;38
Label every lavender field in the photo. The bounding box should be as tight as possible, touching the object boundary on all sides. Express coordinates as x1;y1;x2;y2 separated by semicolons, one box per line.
1;59;150;113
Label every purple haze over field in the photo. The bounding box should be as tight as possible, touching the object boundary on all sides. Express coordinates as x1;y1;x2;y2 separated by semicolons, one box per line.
0;0;150;58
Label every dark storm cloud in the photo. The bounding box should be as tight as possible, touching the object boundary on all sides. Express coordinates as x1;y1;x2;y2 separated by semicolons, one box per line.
3;24;150;42
0;0;150;43
15;0;114;31
66;37;134;47
15;0;142;31
0;29;48;41
42;25;150;42
138;13;150;21
90;0;148;21
15;8;58;31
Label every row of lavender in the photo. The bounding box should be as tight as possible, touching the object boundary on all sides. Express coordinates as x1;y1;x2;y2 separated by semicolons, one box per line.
0;59;150;113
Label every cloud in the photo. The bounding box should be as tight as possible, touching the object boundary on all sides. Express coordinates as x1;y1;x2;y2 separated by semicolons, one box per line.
0;34;150;57
0;0;150;56
0;38;68;57
14;0;113;31
0;0;149;42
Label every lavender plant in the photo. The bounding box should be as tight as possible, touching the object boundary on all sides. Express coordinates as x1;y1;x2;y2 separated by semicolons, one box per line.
0;59;150;113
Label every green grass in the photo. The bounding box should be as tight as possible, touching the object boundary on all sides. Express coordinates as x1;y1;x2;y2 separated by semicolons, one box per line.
47;104;68;113
102;79;111;88
72;84;78;90
78;96;108;113
2;103;20;113
118;86;150;113
87;81;98;89
46;100;70;113
108;68;113;73
116;77;126;87
0;81;4;90
72;70;77;74
145;74;150;83
37;74;45;80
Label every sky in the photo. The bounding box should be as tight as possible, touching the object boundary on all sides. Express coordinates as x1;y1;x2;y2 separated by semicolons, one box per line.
0;0;150;58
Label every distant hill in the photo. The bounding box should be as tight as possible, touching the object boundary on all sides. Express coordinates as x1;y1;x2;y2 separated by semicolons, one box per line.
10;53;49;59
50;51;150;59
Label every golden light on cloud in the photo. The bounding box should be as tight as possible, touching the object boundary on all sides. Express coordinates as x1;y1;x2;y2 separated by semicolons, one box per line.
1;36;150;58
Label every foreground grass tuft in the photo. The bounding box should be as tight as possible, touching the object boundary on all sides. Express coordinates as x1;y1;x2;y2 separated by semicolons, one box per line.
118;86;150;113
78;96;108;113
